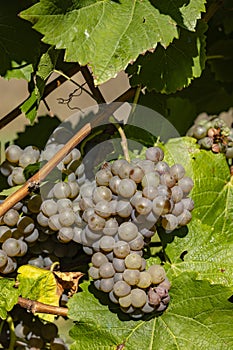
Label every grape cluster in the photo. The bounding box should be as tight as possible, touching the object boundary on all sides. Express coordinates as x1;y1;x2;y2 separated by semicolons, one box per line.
0;306;68;350
75;147;194;317
187;109;233;172
0;141;194;318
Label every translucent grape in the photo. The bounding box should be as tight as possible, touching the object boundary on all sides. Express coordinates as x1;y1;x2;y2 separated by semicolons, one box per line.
3;209;19;227
41;199;58;217
193;124;207;139
117;179;136;198
91;252;108;267
129;166;144;183
116;200;132;218
100;277;114;292
95;200;112;218
48;214;62;231
99;236;115;252
111;159;128;175
131;289;147;308
68;181;79;198
142;172;160;189
145;147;164;162
169;164;185;181
109;175;121;194
152;196;171;216
162;214;178;231
123;269;140;285
58;227;74;242
11;167;25;185
178;209;192;226
160;173;176;188
148;265;166;284
154;161;170;175
118;222;138;242
119;294;131;308
99;262;115;278
103;218;118;236
178;177;194;194
112;257;125;272
93;186;112;203
95;169;112;186
58;209;75;227
171;186;183;203
5;144;22;163
113;241;130;258
125;253;142;270
142;186;157;200
88;213;106;231
135;272;152;289
113;280;131;297
89;266;100;279
53;182;71;199
118;162;133;179
182;198;194;211
134;197;152;215
2;238;21;256
129;234;144;251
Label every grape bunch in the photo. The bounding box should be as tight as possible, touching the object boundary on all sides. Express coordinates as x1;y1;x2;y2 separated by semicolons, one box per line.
187;108;233;172
0;306;68;350
0;141;194;319
75;146;194;317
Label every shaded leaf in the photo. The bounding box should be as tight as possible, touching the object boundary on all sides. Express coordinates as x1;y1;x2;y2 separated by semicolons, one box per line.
0;185;22;197
0;3;41;78
17;265;60;321
127;22;207;93
151;0;206;31
4;61;33;81
208;39;233;83
20;0;182;85
68;274;233;349
0;278;19;319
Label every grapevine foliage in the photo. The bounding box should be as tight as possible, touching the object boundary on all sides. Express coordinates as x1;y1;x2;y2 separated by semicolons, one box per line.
0;0;233;349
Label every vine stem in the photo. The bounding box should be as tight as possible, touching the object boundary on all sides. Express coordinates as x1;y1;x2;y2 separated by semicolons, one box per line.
17;297;68;317
109;116;130;162
53;69;95;100
6;315;16;350
0;87;136;217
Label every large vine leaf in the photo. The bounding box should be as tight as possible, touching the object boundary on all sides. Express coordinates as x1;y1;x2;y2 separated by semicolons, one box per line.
161;137;233;287
17;265;60;321
127;22;207;94
68;275;233;349
0;278;19;319
19;0;194;85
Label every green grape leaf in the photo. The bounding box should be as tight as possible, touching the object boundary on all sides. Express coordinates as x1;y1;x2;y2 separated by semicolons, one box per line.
4;61;33;81
23;161;46;180
127;22;207;94
20;0;182;85
20;47;59;123
0;278;19;319
20;90;38;124
0;185;23;197
68;275;233;349
161;137;233;287
0;3;41;78
152;0;206;31
17;265;60;322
